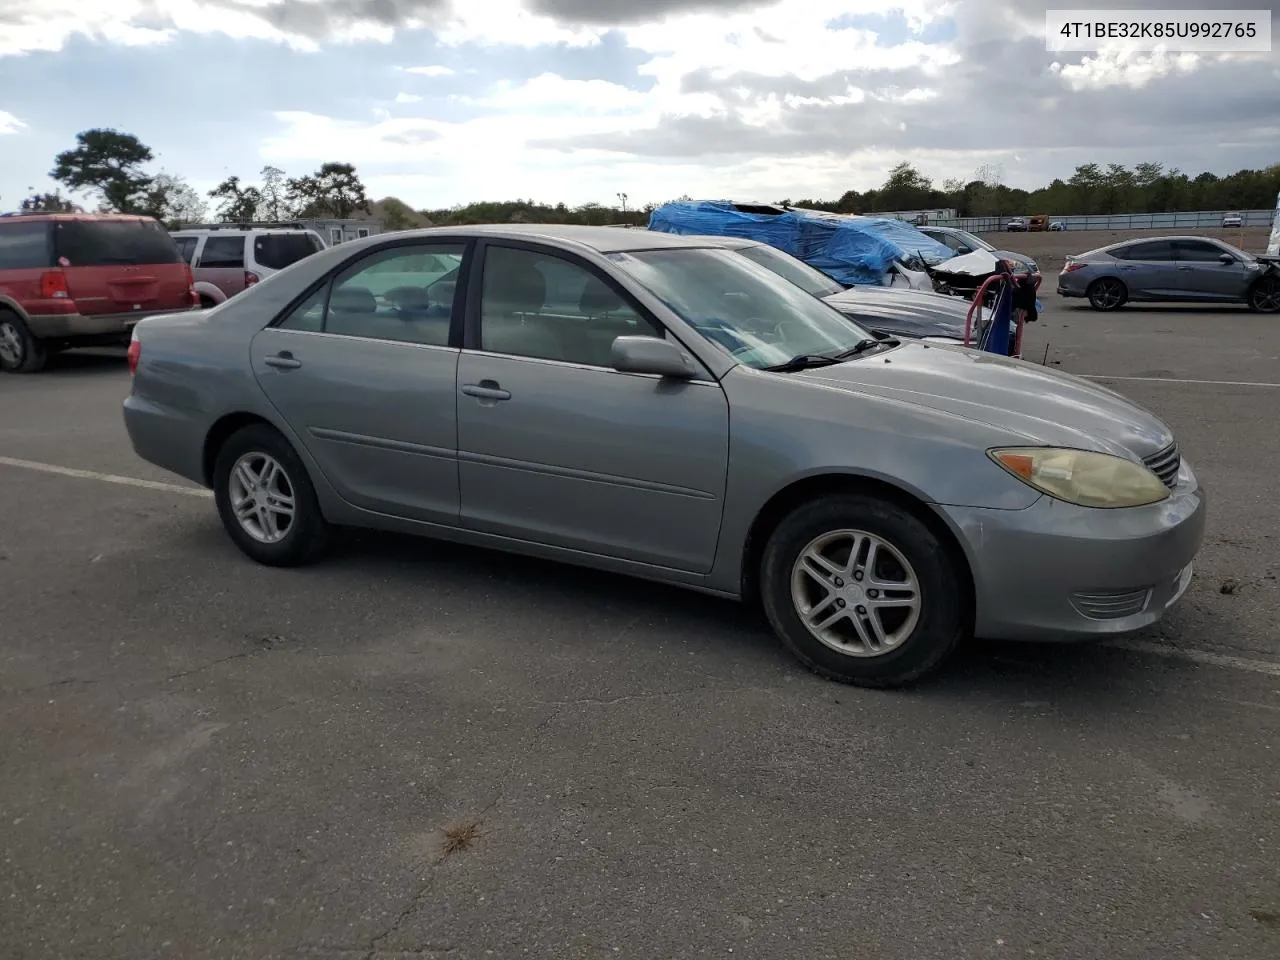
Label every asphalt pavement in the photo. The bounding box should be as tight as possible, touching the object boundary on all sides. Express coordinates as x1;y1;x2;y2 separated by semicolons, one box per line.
2;284;1278;959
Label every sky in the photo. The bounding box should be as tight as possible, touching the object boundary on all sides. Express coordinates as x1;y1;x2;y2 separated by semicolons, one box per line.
1;0;1278;212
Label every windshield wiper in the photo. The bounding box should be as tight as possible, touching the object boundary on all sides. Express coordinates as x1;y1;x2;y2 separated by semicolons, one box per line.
763;339;888;372
762;353;843;372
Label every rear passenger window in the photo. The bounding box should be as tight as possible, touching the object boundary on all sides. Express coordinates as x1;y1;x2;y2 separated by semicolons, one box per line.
0;221;53;270
197;236;246;268
478;246;663;367
276;243;465;347
173;237;197;264
1114;241;1175;261
254;233;322;271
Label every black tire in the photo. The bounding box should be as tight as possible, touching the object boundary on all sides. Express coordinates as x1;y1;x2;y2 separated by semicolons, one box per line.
1247;276;1280;313
212;423;330;567
0;310;48;373
759;494;966;688
1086;277;1127;312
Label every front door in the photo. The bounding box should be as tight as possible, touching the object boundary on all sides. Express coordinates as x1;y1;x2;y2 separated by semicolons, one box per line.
1172;239;1252;301
455;242;730;574
249;240;468;524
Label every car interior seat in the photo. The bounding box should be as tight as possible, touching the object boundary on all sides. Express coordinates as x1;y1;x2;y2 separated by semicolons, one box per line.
481;260;565;361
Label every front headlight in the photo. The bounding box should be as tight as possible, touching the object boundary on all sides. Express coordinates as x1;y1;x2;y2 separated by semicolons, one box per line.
988;447;1170;508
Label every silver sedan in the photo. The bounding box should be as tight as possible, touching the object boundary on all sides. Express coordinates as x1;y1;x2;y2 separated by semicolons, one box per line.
1057;235;1280;312
123;224;1207;687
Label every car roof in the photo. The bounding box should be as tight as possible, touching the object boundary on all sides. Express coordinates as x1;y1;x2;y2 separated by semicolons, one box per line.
365;223;745;254
0;213;156;223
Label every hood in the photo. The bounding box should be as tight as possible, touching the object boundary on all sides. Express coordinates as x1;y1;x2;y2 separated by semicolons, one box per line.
790;340;1174;458
824;285;969;340
992;249;1037;271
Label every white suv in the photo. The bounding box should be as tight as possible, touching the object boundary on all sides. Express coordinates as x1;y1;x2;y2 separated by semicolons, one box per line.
170;225;326;307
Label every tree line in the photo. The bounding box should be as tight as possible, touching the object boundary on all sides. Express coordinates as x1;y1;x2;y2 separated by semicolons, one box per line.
15;128;1278;230
786;160;1280;219
18;128;376;226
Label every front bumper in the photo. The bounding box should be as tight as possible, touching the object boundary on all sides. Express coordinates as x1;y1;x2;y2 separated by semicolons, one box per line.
940;457;1207;642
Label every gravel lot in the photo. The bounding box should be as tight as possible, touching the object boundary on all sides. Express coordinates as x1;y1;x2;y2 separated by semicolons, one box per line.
2;284;1278;960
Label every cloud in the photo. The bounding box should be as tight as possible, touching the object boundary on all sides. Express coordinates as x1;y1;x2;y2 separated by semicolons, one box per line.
0;110;26;134
401;64;454;76
393;91;423;102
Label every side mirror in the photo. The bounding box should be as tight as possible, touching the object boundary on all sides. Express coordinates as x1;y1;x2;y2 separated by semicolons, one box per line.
611;335;696;378
1219;252;1234;264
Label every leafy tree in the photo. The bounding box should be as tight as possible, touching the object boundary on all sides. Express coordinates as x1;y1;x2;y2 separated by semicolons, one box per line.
209;176;263;222
144;173;207;225
20;191;80;213
50;128;155;213
259;165;291;220
286;162;371;219
378;196;421;230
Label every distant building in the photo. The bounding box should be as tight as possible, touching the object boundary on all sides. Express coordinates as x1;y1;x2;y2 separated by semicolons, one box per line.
298;218;384;245
877;209;957;225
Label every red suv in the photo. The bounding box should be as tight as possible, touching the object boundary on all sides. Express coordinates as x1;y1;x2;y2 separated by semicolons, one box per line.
0;213;198;373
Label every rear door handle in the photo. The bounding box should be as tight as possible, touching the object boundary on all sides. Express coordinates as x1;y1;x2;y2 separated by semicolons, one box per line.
461;381;511;401
264;352;302;369
1177;266;1193;271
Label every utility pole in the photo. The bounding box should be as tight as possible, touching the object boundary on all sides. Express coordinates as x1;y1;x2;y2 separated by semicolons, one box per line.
617;192;628;213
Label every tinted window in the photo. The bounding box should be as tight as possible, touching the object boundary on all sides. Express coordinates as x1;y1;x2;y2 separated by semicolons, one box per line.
0;221;53;270
1114;240;1176;261
253;233;322;271
278;243;465;347
479;245;663;367
1174;240;1228;262
54;219;182;266
735;244;844;298
173;236;197;264
197;235;246;268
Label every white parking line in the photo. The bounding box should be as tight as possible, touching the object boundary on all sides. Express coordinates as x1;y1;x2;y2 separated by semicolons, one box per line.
1081;375;1280;388
1103;639;1280;677
3;453;1280;679
0;455;212;498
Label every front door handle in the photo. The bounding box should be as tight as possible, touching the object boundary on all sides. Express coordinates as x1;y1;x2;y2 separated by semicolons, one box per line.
461;380;511;401
1177;266;1193;271
264;351;302;369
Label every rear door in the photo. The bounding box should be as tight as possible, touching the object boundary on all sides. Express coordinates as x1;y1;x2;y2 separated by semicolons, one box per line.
194;234;249;298
0;219;55;310
54;218;190;316
1172;239;1252;301
1110;239;1178;297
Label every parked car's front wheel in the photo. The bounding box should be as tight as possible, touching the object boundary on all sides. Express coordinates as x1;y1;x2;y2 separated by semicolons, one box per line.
1087;278;1127;311
0;310;47;373
1247;276;1280;313
212;423;330;566
759;494;967;688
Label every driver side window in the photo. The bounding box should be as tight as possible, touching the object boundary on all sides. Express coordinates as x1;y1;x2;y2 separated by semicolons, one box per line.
277;243;465;346
478;245;664;367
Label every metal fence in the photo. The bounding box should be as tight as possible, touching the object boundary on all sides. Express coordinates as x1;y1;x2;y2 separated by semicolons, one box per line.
931;209;1275;233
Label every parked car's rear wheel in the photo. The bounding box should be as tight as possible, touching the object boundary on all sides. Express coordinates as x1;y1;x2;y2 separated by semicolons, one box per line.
212;423;330;566
1087;278;1127;311
759;494;966;688
1247;276;1280;313
0;310;47;373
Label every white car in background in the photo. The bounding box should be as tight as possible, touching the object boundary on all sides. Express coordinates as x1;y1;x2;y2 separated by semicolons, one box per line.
170;225;327;307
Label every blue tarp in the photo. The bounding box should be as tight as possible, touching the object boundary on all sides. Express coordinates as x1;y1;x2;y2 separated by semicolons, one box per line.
648;200;954;286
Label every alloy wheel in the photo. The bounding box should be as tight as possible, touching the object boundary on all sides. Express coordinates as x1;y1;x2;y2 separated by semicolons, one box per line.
228;452;296;544
0;320;24;368
1091;279;1124;310
1250;278;1280;313
789;529;922;658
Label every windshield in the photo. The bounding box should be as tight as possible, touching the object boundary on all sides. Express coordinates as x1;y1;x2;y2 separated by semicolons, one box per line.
733;243;845;298
609;247;876;370
953;229;994;252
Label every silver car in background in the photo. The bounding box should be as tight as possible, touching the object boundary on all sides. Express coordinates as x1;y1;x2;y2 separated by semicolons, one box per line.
693;235;969;341
123;225;1206;688
1058;235;1280;312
